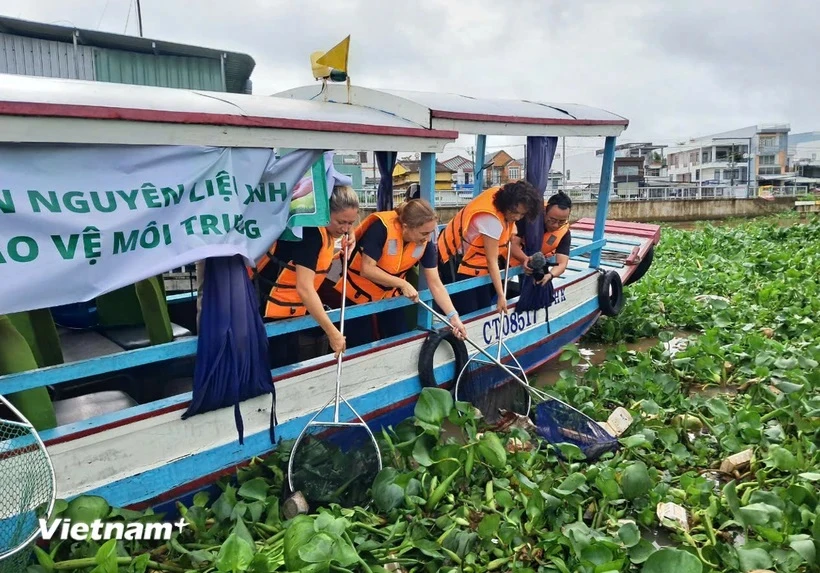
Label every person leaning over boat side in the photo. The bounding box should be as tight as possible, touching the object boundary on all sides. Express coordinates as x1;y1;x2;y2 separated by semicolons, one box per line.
437;180;542;316
336;198;468;348
254;185;359;368
510;190;573;285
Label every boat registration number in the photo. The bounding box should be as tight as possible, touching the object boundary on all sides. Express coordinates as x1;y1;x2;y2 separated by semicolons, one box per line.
479;289;566;344
481;310;537;344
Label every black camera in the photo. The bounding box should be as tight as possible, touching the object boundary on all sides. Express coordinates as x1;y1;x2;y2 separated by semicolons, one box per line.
528;252;547;282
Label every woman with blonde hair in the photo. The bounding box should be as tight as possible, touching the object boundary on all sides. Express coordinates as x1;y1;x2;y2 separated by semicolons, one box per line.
336;198;467;347
253;185;360;367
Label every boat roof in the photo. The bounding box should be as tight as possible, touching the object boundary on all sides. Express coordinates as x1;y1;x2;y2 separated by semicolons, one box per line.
0;74;457;151
0;14;255;94
274;84;629;138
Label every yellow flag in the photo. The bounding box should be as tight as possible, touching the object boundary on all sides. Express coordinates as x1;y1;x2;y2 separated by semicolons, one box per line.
316;35;350;73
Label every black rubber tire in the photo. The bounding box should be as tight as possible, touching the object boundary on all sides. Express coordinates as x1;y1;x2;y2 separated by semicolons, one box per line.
418;329;469;389
598;270;625;316
624;245;654;286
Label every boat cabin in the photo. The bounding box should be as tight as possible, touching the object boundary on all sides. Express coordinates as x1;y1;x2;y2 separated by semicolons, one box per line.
0;71;655;511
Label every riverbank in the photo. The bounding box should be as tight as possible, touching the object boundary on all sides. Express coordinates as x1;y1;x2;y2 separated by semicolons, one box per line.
360;196;800;224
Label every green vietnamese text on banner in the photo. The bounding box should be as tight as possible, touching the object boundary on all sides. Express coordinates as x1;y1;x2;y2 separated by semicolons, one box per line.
0;144;329;315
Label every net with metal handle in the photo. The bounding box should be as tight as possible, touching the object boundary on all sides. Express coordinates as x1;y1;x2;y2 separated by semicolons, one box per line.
0;394;56;572
416;300;619;461
453;247;531;424
286;235;382;509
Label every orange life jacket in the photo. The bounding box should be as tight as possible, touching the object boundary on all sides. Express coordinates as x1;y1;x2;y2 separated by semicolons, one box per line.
540;224;569;257
336;211;427;303
255;227;336;318
436;187;514;276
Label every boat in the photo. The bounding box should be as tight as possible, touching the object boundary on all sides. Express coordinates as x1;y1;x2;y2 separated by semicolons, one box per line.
0;69;659;517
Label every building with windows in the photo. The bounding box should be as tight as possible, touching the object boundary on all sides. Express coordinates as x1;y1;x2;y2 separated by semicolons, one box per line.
789;132;820;179
666;124;790;189
483;150;523;187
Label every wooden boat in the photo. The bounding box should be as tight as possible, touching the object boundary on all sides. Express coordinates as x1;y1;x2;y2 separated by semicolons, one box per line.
0;71;659;514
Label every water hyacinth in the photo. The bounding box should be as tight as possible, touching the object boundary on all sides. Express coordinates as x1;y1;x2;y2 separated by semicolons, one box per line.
30;215;819;573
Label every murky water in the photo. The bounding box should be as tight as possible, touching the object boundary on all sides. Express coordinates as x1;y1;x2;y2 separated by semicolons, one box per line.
531;334;682;387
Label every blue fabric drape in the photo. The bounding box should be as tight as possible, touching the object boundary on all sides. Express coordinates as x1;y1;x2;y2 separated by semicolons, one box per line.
182;254;275;445
516;136;558;313
375;151;396;212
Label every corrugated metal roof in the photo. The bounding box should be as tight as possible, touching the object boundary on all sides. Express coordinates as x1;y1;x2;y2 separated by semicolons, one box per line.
441;155;473;171
0;15;254;93
397;159;454;173
0;32;95;80
94;49;224;91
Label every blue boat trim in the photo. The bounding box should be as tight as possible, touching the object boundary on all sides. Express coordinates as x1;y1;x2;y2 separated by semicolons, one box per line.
166;292;197;304
82;300;601;508
569;239;607;259
589;137;616;268
571;231;641;246
571;239;634;255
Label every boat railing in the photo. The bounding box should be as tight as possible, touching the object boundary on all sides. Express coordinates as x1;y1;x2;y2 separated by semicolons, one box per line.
0;263;545;398
0;227;609;400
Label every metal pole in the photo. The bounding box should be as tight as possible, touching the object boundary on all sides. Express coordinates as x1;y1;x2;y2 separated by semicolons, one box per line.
562;137;566;191
747;137;754;197
72;30;80;79
472;134;486;197
589;136;616;269
136;0;144;37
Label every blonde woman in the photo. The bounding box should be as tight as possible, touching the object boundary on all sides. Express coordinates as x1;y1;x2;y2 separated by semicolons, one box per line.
254;185;359;367
336;198;467;347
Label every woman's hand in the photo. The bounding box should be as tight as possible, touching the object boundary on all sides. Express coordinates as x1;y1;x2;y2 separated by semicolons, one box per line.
400;281;419;302
496;297;508;314
328;328;346;357
340;234;356;258
450;316;468;340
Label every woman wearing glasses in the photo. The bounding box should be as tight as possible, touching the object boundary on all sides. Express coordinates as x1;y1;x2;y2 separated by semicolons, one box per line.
437;180;542;316
510;191;573;284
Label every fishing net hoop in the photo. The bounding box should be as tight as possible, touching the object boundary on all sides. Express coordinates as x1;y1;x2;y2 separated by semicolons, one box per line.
453;341;533;423
286;237;382;508
0;394;56;567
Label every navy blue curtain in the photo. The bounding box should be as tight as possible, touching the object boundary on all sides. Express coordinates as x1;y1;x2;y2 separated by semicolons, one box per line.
182;255;275;445
516;136;558;313
376;151;397;212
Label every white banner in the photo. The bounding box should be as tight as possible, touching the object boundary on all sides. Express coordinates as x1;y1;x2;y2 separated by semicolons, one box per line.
0;144;326;315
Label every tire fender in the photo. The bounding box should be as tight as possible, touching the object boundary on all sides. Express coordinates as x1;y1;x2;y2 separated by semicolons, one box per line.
418;329;469;389
598;270;625;317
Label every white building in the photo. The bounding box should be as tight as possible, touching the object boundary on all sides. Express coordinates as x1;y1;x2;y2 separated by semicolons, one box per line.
666;124;790;190
788;132;820;183
790;132;820;164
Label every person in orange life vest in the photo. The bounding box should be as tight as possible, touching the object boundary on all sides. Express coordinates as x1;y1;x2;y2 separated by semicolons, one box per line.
437;180;542;317
337;199;468;349
255;185;359;368
510;191;573;285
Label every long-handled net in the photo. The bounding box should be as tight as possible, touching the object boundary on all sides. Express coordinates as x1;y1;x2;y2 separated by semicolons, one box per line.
0;395;56;572
417;301;618;461
453;248;530;424
286;237;382;509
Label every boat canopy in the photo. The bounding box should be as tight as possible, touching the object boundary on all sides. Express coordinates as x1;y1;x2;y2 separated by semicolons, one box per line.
0;73;457;151
273;84;629;138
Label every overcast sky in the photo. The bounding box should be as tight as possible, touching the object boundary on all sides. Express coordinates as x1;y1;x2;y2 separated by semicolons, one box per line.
3;0;817;176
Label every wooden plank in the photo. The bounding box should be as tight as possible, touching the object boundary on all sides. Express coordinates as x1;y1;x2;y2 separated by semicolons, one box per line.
571;230;642;247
